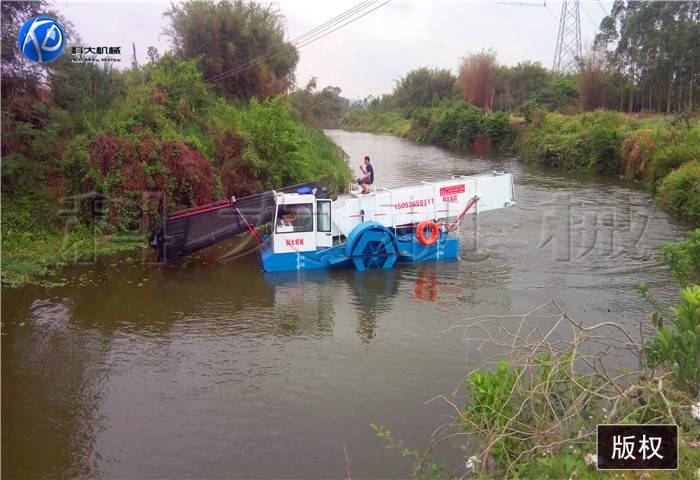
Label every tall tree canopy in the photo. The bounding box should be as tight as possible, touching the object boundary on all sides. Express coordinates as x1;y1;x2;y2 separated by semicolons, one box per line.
1;1;47;95
288;77;350;128
596;0;700;112
390;67;457;109
493;61;552;111
458;49;499;111
165;0;299;101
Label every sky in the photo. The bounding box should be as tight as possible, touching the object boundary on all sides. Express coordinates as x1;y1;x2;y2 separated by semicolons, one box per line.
54;0;613;99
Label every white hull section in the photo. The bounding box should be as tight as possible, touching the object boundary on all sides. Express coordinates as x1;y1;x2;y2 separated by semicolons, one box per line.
330;171;515;237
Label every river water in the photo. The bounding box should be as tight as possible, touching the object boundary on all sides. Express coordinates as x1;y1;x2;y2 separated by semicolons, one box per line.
2;130;690;479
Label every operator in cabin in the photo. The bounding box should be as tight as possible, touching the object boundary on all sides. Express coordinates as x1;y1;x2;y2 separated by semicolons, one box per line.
277;205;313;232
358;155;374;194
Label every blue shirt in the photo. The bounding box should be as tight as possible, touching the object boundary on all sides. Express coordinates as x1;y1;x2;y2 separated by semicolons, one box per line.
366;163;374;183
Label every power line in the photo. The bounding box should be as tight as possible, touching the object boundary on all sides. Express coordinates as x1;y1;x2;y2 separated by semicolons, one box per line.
295;1;390;49
200;0;380;86
492;1;543;7
597;0;609;15
490;1;560;26
580;3;599;30
289;0;377;45
202;0;390;87
168;0;391;95
544;4;560;24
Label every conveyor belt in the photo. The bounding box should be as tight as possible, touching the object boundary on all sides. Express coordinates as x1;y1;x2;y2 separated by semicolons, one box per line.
151;182;328;262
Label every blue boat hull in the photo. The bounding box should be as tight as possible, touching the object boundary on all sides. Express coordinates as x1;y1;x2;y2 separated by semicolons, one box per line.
260;231;459;273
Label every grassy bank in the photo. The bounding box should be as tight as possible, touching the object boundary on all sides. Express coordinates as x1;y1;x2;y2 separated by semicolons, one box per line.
342;101;518;153
1;57;351;287
519;110;700;224
1;191;142;287
341;104;700;225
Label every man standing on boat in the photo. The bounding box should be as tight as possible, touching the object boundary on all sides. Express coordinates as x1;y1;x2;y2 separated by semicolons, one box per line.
358;155;374;194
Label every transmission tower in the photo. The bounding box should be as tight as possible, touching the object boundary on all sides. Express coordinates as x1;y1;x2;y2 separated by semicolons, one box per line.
131;43;138;69
552;0;582;74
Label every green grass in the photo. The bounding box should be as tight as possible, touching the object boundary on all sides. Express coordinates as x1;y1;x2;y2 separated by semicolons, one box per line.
341;109;411;135
1;189;143;286
517;112;700;224
1;224;142;287
298;123;353;194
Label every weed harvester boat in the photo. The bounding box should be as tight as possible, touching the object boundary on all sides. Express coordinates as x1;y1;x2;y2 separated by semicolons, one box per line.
151;173;516;272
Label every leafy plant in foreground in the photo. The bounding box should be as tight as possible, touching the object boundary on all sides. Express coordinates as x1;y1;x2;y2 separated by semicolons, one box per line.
645;285;700;397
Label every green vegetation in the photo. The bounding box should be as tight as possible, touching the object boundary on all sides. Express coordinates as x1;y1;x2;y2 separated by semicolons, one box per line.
342;101;517;153
2;192;141;287
1;1;350;287
373;230;700;479
519;111;700;223
594;2;699;114
341;109;411;135
340;1;699;224
343;93;699;225
658;161;700;225
287;78;350;129
661;228;700;288
164;0;298;101
645;285;700;396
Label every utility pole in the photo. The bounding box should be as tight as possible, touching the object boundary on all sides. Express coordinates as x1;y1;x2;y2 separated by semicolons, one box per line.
552;0;582;74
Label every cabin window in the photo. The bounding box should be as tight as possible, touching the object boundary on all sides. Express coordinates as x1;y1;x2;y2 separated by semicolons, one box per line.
276;204;313;233
317;200;331;232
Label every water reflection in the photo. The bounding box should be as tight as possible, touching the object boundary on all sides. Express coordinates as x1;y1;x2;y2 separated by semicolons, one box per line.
2;298;104;479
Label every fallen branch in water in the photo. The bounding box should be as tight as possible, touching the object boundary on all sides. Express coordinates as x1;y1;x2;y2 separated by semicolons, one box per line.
392;300;690;479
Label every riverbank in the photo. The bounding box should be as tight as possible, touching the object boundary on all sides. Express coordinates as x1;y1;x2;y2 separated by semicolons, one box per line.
1;57;351;287
341;105;700;226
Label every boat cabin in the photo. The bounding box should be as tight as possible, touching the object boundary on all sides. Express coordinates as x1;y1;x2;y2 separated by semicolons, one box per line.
272;192;332;254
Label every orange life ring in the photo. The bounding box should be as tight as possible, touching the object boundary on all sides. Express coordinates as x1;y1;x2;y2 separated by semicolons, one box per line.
416;220;439;246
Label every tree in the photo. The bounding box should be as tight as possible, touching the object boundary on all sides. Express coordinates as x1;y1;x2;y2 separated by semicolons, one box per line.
147;46;160;63
288;78;350;128
458;49;499;111
165;0;299;101
1;1;47;96
500;61;551;110
577;45;609;111
390;67;457;109
533;76;579;111
596;1;700;113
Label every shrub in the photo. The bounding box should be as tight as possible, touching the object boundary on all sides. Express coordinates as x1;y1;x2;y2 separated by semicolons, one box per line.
585;123;621;175
657;161;700;225
620;130;656;179
1;153;32;193
464;362;523;466
517;114;589;170
519;99;545;125
235;96;306;188
661;229;700;288
644;285;700;396
650;142;700;188
533;77;579;111
431;101;486;150
482;112;517;150
298;123;352;195
405;107;436;143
